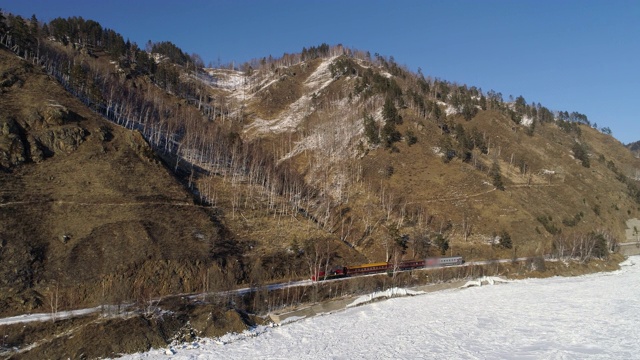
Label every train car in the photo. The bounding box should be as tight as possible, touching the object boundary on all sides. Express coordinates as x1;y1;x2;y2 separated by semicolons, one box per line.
441;256;464;266
425;256;464;267
312;266;346;281
397;259;426;270
312;256;465;281
345;262;390;276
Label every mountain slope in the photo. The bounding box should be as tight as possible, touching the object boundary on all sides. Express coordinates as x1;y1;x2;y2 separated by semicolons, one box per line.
1;14;640;358
0;47;237;317
1;13;639;312
627;140;640;159
196;53;640;262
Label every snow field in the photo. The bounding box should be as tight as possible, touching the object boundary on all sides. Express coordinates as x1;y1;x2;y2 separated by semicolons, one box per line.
122;257;640;359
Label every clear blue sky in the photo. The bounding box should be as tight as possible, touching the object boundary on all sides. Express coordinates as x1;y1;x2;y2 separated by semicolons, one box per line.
3;0;639;144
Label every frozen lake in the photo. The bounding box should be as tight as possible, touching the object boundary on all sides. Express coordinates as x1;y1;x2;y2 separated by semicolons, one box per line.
124;256;640;359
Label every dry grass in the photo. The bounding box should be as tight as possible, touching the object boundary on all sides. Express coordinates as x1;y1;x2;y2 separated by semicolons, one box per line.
0;49;228;316
2;42;639;322
236;57;640;266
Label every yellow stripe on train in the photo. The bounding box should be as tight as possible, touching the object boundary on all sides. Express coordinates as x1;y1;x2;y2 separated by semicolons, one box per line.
346;262;389;271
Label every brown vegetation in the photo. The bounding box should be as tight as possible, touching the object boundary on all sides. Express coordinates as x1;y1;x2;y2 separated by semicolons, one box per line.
1;16;639;357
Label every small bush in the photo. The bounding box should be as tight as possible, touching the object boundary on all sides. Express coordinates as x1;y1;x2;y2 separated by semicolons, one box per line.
498;230;513;249
537;215;561;235
405;130;418;145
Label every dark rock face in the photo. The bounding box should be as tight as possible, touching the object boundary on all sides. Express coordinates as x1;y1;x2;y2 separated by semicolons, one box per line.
0;103;86;169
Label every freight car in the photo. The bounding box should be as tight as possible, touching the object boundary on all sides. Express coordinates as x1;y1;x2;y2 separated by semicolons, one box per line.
312;256;464;281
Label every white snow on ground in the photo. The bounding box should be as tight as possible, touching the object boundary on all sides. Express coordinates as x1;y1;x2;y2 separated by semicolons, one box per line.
204;69;246;90
279;111;361;164
461;276;511;288
247;56;338;134
347;287;424;308
521;115;534;126
437;100;458;116
120;256;640;359
0;305;139;326
0;306;101;326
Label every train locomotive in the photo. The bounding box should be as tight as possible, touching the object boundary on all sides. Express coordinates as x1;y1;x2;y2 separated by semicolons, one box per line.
312;256;464;281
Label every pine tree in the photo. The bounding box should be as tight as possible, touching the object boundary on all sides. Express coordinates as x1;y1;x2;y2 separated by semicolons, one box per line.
363;115;380;145
434;233;449;255
382;97;402;124
381;120;401;148
381;98;401;148
438;136;455;163
489;161;505;190
572;142;590;168
29;14;39;39
405;130;417;145
0;9;6;36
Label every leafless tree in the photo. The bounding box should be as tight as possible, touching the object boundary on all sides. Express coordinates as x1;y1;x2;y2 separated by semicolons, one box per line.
47;283;59;322
461;212;473;242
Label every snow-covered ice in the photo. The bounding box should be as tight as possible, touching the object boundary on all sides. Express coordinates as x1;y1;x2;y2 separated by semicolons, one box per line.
122;256;640;359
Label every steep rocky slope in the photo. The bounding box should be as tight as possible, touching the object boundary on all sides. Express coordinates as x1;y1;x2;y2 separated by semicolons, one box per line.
0;48;238;318
199;53;640;263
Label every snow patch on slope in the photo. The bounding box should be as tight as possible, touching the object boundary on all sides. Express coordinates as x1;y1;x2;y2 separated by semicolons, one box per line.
437;100;458;116
521;115;534;126
247;56;338;134
205;68;246;90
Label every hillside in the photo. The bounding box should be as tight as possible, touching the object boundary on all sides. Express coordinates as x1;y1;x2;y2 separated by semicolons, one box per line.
1;13;640;358
627;140;640;159
0;47;240;317
3;13;639;298
203;52;640;263
2;15;640;296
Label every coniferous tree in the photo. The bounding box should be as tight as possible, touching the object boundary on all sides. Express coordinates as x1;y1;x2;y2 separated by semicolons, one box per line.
454;123;472;162
514;95;526;114
489;161;505;190
151;41;189;65
470;127;488;154
434;233;449;255
381;119;401;148
381;98;401;148
405;130;417;145
0;9;7;38
8;14;32;50
382;97;402;124
438;136;455;163
572;142;590;168
461;102;478;121
363;115;380;145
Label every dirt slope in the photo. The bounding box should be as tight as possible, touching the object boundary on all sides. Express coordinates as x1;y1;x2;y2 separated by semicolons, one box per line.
0;48;234;317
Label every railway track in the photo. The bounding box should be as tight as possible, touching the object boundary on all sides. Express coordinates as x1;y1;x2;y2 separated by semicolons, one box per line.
0;256;540;326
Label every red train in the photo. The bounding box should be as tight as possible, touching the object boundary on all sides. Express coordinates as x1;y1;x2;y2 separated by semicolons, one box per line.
312;256;464;281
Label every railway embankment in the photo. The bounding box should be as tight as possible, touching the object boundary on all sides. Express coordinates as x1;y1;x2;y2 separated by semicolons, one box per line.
268;279;469;324
268;253;626;324
621;218;640;255
618;242;640;256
